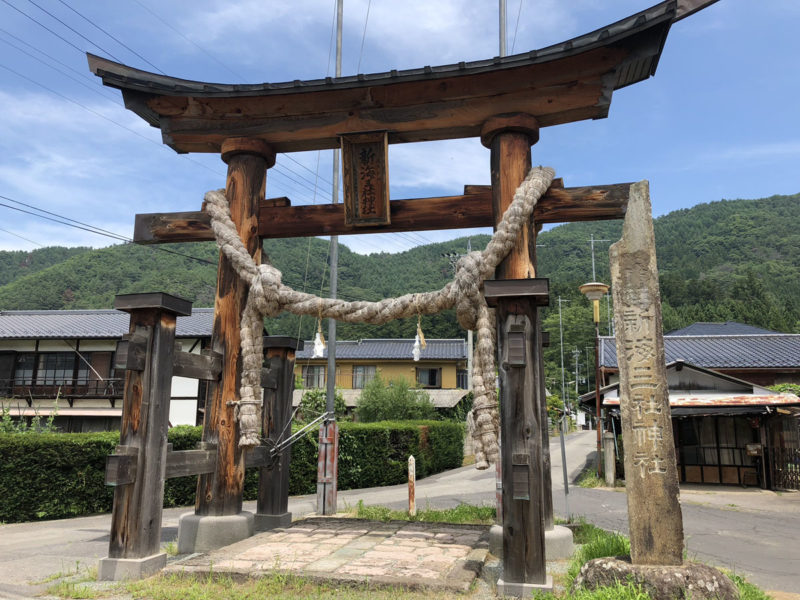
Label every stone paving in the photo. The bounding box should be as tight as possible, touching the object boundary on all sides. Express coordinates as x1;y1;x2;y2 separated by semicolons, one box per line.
167;517;490;591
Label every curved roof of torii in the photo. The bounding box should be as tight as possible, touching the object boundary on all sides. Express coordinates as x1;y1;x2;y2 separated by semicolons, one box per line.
88;0;714;154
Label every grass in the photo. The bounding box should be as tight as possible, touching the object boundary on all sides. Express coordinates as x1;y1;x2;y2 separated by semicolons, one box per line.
38;506;771;600
565;524;631;589
729;573;773;600
125;572;466;600
44;566;100;599
162;540;178;556
348;499;496;524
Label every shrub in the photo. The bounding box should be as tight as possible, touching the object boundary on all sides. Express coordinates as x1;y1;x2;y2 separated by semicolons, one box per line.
0;420;463;522
297;387;347;423
356;375;438;422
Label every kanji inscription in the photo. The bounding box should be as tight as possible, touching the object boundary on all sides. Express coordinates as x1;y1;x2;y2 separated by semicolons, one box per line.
341;132;390;227
609;179;683;566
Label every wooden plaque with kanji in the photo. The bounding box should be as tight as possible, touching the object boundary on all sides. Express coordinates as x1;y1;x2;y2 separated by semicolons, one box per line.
342;132;390;227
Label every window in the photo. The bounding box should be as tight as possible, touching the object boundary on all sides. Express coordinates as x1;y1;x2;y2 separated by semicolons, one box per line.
456;369;469;389
36;353;82;385
352;365;376;389
302;365;326;389
13;353;35;385
416;367;441;389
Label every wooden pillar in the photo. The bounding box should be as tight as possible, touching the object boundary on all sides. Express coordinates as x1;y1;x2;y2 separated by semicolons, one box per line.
99;292;192;581
255;336;300;531
194;138;275;518
482;115;552;595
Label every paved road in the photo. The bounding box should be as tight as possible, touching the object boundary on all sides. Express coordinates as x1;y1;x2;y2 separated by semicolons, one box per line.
1;430;798;598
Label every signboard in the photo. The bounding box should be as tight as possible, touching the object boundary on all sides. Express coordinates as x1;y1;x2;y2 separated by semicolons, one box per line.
342;131;390;227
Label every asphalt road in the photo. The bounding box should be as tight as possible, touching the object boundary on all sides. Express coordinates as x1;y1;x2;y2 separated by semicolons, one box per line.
1;430;798;598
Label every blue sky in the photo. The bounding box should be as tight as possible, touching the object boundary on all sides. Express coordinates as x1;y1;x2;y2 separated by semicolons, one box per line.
0;0;797;255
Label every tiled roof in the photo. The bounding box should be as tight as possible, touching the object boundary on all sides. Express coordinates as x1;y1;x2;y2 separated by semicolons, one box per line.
600;333;800;369
0;308;215;339
296;339;466;361
666;322;778;336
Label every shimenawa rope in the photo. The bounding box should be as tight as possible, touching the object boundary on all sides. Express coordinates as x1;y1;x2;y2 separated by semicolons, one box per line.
203;166;555;469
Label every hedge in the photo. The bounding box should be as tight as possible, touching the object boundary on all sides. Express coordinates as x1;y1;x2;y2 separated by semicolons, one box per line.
0;420;463;523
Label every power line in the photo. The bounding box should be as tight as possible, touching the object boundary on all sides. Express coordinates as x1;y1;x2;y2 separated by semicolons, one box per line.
0;27;119;100
0;226;43;247
355;0;372;73
0;34;121;103
511;0;524;53
25;0;124;62
130;0;245;81
0;0;84;54
54;0;166;74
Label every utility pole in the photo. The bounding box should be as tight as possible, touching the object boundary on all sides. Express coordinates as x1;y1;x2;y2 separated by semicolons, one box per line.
587;234;611;281
443;241;474;392
573;348;580;396
499;0;507;56
557;296;569;415
318;0;343;516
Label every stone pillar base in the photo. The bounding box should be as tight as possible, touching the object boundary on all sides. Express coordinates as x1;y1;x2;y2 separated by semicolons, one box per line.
545;525;574;560
177;511;254;554
98;553;166;581
254;511;292;532
490;525;574;560
497;575;553;597
488;524;503;556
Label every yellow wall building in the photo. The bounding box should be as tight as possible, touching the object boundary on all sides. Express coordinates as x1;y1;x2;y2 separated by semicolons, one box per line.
292;338;470;409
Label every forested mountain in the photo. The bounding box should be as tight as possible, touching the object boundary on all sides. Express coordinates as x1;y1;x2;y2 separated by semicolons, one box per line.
1;193;798;401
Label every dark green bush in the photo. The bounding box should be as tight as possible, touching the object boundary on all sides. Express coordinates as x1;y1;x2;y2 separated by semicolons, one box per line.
296;388;347;423
356;375;438;422
0;420;463;523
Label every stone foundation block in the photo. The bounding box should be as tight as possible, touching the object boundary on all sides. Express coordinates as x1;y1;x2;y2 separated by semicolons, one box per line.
497;575;553;597
254;511;292;532
574;557;738;600
97;553;166;581
177;511;254;554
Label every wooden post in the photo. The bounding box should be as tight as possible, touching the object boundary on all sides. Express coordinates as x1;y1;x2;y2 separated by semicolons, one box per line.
485;281;551;594
99;292;192;581
317;420;339;514
408;455;416;517
178;137;275;553
482;114;553;596
255;336;300;531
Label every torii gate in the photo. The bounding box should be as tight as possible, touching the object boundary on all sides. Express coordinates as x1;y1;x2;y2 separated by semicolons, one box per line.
89;1;712;595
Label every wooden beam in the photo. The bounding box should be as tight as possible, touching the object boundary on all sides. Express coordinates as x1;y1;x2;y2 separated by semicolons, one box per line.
164;449;217;479
171;350;222;381
134;183;631;244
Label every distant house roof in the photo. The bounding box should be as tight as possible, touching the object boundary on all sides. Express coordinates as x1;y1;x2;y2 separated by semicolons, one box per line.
296;339;467;361
666;322;778;336
0;308;215;339
600;330;800;370
580;361;800;417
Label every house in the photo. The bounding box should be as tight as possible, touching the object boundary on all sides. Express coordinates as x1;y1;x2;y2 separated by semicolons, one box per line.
599;321;800;387
580;361;800;490
292;338;470;412
0;308;214;432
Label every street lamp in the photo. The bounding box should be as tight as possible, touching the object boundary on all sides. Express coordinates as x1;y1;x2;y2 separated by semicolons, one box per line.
580;281;609;478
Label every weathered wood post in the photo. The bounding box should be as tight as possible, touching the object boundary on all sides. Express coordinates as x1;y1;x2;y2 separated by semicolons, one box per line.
481;114;553;596
99;292;192;581
485;280;550;595
177;137;275;553
609;180;683;565
254;336;300;531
